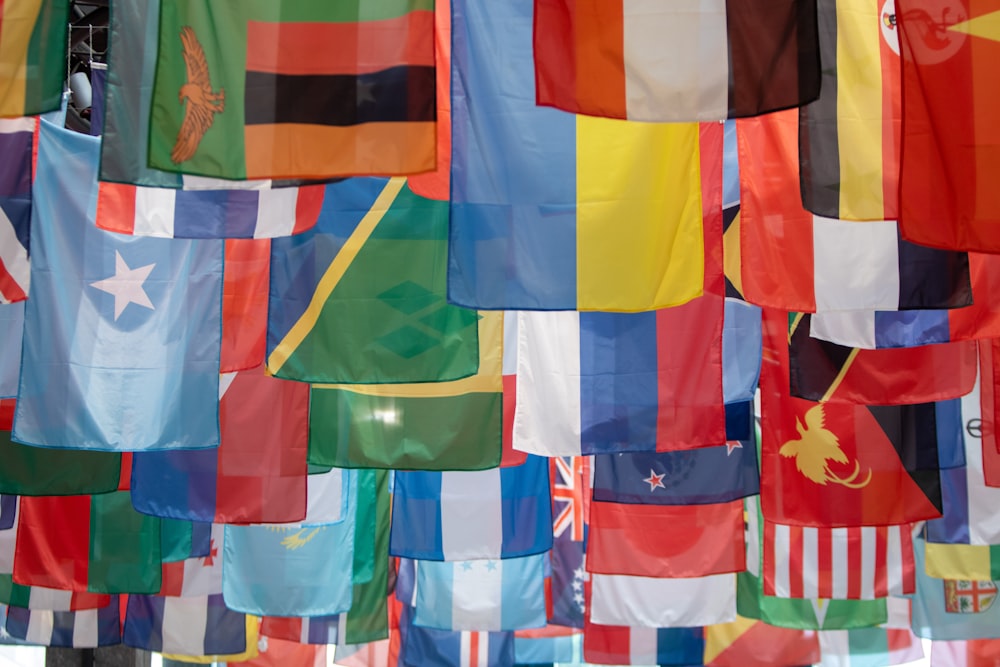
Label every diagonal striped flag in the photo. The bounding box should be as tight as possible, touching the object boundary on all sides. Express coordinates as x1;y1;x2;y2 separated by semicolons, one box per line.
0;117;34;303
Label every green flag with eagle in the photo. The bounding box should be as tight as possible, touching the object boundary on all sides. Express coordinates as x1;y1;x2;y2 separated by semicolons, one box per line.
149;0;436;179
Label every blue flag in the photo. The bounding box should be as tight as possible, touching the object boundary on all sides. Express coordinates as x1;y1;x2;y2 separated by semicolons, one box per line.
222;469;356;616
413;555;547;632
592;435;760;505
390;456;552;561
911;537;1000;640
12;119;222;451
123;593;248;655
0;303;23;397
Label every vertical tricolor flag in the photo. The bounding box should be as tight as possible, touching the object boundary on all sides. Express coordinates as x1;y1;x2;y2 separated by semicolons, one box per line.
534;0;820;121
798;0;902;221
5;602;121;648
123;593;258;660
149;0;436;179
582;623;704;666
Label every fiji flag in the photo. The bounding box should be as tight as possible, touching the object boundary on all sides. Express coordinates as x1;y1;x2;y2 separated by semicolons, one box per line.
12;118;222;451
449;0;705;311
390;455;551;561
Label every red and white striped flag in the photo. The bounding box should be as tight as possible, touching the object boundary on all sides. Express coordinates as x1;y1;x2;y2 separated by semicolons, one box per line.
763;521;916;600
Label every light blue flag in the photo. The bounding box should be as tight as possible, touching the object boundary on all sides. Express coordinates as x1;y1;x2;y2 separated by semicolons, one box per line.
222;468;356;616
911;537;1000;640
12;119;222;451
413;554;547;632
722;298;761;404
0;302;22;398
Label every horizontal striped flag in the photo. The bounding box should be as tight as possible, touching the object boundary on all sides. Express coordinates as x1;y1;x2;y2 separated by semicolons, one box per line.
534;0;820;121
96;180;325;238
389;456;552;561
589;572;737;628
412;555;546;632
5;602;121;648
0;0;68;117
738;110;971;313
762;521;916;600
449;0;706;311
0;118;33;304
148;0;436;179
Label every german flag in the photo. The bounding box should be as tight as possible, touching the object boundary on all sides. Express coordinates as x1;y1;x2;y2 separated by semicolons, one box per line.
149;0;436;180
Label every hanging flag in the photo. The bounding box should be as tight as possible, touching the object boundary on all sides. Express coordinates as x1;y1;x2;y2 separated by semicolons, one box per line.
122;593;258;660
449;0;705;311
308;311;502;471
267;178;480;384
762;520;916;599
739;497;890;630
158;525;222;598
788;313;977;404
0;304;23;396
591;436;760;505
932;639;1000;666
13;492;161;594
587;499;745;578
0;118;33;304
12;119;223;452
130;365;309;524
760;307;960;526
910;537;1000;640
548;456;588;629
582;623;704;666
96;181;324;238
0;0;68;117
738;109;971;313
260;615;339;646
408;0;450;201
389;455;552;561
534;0;820;122
341;470;391;645
398;605;515;667
513;631;578;666
412;555;546;632
223;469;357;616
237;636;327;667
816;627;923;667
147;0;435;180
703;616;821;667
589;572;737;628
896;0;1000;251
798;0;901;221
220;239;269;373
5;602;121;648
513;299;726;454
0;400;122;495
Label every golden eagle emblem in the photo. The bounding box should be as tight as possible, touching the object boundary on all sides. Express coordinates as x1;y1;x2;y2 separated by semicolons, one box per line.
779;404;872;488
171;26;225;164
265;525;323;551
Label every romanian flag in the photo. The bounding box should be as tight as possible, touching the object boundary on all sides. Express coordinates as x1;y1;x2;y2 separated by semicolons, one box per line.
897;0;1000;251
0;0;68;117
449;0;705;311
149;0;436;180
534;0;821;122
799;0;901;221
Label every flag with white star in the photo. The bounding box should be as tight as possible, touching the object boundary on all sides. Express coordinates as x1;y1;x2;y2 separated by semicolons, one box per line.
12;118;223;452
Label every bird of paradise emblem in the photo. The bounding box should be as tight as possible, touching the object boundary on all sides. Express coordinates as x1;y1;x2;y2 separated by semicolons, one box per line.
171;26;225;164
779;404;872;488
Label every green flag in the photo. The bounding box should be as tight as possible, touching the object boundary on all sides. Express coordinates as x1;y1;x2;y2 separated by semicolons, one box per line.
344;469;390;644
0;425;120;495
149;0;436;180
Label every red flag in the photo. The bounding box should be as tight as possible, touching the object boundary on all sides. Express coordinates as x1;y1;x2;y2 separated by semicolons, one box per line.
704;617;820;667
221;239;270;373
897;0;1000;251
587;499;744;578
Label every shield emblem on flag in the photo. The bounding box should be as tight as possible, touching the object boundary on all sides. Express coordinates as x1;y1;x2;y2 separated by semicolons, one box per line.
944;579;998;613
